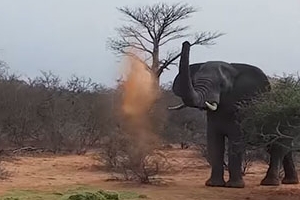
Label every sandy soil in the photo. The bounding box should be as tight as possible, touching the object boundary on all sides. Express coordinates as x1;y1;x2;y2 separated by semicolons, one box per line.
1;148;300;200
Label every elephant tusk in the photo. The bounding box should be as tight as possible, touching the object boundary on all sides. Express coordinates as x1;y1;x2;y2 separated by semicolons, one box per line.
168;103;187;110
205;102;218;111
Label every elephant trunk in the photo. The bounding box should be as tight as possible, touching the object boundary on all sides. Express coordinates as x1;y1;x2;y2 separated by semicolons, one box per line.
169;41;219;111
178;41;201;108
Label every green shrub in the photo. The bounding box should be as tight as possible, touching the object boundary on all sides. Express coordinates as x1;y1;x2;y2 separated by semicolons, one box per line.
238;75;300;150
67;190;119;200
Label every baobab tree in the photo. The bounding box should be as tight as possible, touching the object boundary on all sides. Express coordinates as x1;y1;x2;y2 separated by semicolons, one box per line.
108;3;224;80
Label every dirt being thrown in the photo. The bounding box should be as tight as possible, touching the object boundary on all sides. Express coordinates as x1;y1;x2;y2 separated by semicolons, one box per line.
121;57;160;150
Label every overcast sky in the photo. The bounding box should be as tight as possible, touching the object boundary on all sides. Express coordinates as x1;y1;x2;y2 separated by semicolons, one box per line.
0;0;299;87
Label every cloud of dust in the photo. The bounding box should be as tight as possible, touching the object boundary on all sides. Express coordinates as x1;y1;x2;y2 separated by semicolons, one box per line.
120;56;160;151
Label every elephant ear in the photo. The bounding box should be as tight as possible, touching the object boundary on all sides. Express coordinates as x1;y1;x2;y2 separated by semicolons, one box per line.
227;63;270;101
217;63;238;92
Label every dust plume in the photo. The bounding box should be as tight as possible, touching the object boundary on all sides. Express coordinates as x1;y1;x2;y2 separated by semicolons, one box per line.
120;56;160;151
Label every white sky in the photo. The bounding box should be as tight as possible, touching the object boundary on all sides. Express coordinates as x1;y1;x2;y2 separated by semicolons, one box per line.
0;0;299;87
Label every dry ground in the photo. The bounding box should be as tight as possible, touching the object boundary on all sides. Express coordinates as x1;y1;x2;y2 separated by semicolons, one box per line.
0;147;300;200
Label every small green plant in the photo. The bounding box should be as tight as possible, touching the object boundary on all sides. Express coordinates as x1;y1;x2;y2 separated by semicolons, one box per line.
3;198;19;200
0;187;144;200
67;191;110;200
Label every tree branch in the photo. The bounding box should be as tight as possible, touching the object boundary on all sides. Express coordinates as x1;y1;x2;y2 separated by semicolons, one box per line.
156;51;181;77
275;121;294;139
108;37;153;56
117;26;153;44
118;6;155;40
156;31;224;77
191;31;226;46
157;3;197;39
160;26;190;40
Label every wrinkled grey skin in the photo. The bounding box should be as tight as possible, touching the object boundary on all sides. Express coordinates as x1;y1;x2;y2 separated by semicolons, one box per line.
171;41;299;188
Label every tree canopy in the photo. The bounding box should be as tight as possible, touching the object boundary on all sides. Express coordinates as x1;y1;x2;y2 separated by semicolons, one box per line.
108;3;224;79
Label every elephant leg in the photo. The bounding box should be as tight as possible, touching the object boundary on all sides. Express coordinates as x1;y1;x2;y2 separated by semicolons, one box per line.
261;143;288;186
282;151;299;184
205;124;226;187
225;127;245;188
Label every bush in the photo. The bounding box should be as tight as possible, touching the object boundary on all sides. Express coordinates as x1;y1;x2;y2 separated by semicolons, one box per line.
101;130;169;184
239;75;300;152
0;69;115;152
0;66;207;154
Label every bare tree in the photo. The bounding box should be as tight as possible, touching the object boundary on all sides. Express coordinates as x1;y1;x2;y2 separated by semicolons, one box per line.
108;3;224;79
29;70;61;90
66;75;99;93
0;60;8;79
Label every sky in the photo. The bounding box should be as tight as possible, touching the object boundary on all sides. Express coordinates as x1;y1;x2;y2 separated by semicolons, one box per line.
0;0;299;87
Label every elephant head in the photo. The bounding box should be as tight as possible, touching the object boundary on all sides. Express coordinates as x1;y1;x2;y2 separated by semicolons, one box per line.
169;41;238;111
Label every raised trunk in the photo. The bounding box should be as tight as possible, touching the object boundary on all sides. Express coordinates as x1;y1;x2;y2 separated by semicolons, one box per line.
178;41;201;107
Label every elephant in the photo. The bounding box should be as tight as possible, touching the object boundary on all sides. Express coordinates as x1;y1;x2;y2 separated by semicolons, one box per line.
169;41;299;188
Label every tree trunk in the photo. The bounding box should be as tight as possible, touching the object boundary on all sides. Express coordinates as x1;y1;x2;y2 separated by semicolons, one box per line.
152;43;160;85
